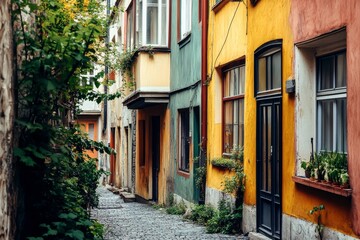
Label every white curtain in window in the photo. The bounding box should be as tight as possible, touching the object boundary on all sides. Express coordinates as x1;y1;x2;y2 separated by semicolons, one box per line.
180;0;191;38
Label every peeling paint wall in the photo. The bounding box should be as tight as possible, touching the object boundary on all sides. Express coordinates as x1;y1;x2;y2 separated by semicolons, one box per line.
135;106;170;204
0;0;15;238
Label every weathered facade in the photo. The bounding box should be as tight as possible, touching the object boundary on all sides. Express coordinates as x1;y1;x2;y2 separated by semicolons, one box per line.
121;0;172;204
288;0;360;238
107;0;137;193
205;0;247;208
0;0;16;238
206;0;360;239
169;0;203;205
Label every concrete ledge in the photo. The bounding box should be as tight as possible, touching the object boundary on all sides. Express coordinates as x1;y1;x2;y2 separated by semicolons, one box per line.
248;232;271;240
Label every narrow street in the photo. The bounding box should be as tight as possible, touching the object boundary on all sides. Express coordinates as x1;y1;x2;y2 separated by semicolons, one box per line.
92;186;247;240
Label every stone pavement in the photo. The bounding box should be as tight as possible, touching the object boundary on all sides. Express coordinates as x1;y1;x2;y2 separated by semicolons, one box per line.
92;186;248;240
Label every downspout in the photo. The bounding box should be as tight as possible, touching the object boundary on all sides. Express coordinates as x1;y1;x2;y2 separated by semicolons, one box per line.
103;0;110;134
201;0;208;156
200;0;208;203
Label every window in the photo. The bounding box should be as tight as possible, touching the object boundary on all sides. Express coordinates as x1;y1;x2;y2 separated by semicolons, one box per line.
223;65;245;154
136;0;168;46
126;3;134;49
317;51;347;152
81;66;95;87
294;28;346;177
256;47;281;93
179;109;190;172
178;0;191;40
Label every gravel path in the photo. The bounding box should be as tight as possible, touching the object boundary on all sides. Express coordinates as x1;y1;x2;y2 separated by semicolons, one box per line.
92;186;247;240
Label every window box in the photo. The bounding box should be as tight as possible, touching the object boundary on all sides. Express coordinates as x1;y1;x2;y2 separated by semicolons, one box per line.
292;176;352;197
211;157;236;170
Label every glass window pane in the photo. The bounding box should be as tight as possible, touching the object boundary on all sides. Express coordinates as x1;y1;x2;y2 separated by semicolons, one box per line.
319;56;334;91
267;106;272;192
258;58;266;92
136;0;143;46
239;99;244;147
233;100;239;147
147;1;158;44
267;56;271;90
180;0;191;38
160;0;167;45
88;124;95;140
336;98;347;152
319;100;333;151
336;53;346;88
224;101;233;153
272;51;281;89
239;65;245;94
224;72;230;97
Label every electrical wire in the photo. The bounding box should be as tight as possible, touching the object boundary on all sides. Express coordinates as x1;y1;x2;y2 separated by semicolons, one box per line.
209;0;243;82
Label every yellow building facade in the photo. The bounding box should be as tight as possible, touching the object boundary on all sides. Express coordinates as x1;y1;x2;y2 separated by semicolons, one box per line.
206;0;357;239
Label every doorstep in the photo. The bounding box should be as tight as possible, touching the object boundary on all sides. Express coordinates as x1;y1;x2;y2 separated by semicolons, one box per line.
248;232;271;240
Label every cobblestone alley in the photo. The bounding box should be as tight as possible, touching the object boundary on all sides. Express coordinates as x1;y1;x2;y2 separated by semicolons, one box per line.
92;186;247;240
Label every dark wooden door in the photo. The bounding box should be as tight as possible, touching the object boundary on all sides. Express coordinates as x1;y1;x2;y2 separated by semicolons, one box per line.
256;98;282;239
152;116;160;202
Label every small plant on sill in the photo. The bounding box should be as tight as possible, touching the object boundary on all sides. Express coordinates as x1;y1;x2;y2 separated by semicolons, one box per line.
309;204;325;240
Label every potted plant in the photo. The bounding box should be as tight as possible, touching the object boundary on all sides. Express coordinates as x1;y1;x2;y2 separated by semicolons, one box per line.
301;160;312;178
340;171;349;189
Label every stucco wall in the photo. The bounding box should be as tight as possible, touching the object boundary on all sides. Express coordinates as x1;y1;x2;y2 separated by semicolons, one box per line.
169;0;202;203
135;52;170;91
290;0;360;236
206;0;247;202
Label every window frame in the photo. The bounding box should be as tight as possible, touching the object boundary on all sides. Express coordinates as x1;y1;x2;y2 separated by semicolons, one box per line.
126;2;135;50
80;64;96;87
136;0;169;47
316;50;347;153
254;40;282;98
222;63;245;155
178;108;190;172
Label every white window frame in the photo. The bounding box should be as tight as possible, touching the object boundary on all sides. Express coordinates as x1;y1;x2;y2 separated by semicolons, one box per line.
316;51;347;153
136;0;169;47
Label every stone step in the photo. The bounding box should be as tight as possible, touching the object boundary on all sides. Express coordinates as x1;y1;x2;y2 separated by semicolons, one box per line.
120;192;136;203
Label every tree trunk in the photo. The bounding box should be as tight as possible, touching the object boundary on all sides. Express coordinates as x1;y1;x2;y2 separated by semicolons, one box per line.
0;0;16;239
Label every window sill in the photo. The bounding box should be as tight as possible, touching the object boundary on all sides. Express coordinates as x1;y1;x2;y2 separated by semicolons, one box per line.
177;169;190;178
137;46;171;54
178;33;191;49
292;176;352;197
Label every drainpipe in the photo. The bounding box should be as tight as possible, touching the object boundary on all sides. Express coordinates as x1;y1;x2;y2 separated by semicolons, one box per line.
199;0;208;204
103;0;110;134
201;0;208;155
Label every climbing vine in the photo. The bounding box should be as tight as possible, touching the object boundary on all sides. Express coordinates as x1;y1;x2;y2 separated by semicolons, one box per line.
12;0;120;238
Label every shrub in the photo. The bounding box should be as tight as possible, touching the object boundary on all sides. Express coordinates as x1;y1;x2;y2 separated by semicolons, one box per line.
166;201;186;215
206;199;242;234
186;204;215;225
